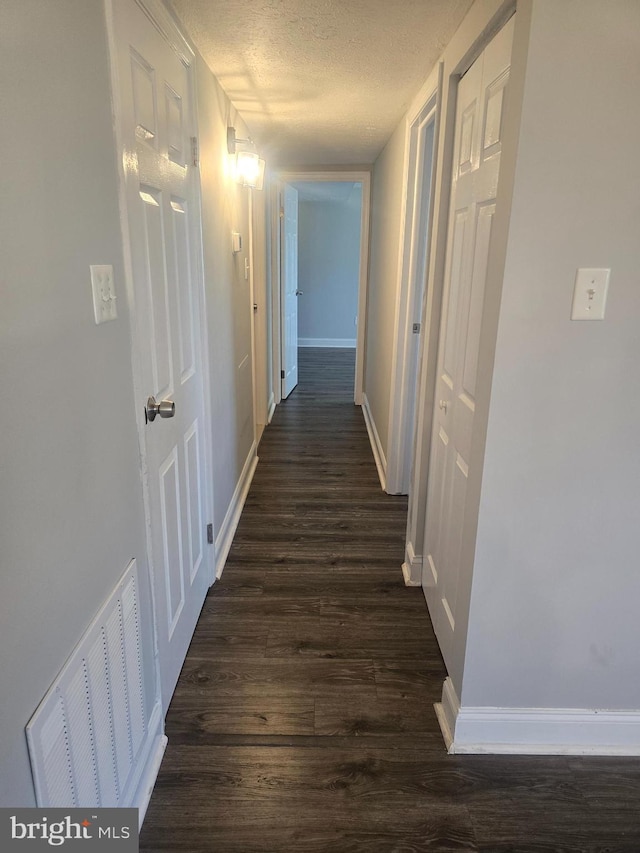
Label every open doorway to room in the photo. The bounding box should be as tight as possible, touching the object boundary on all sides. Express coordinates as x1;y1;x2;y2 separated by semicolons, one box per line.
294;181;362;353
270;171;371;408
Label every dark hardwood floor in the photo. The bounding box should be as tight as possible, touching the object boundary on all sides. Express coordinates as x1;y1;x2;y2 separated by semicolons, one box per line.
141;348;640;852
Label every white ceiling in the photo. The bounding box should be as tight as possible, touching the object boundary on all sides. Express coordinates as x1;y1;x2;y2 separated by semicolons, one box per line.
170;0;473;166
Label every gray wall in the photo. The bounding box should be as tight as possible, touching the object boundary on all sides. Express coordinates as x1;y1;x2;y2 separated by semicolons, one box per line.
297;188;361;345
0;0;151;806
463;0;640;710
0;0;258;805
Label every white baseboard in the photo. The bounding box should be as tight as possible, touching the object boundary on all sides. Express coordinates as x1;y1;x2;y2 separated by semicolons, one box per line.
129;700;167;826
437;677;640;756
267;392;276;424
436;677;460;753
214;442;258;579
361;394;387;491
402;541;422;586
299;337;356;348
401;563;421;586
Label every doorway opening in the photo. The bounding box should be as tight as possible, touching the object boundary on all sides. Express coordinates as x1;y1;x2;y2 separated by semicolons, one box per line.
270;171;371;408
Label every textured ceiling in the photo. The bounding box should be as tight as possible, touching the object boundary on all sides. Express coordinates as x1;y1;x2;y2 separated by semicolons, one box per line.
170;0;473;166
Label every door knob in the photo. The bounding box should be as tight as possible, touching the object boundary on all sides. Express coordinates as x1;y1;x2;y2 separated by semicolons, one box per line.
295;290;303;295
146;396;175;423
439;400;448;413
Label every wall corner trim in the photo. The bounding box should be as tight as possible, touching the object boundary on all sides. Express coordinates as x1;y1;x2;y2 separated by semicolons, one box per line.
361;394;387;491
214;442;259;579
439;676;640;755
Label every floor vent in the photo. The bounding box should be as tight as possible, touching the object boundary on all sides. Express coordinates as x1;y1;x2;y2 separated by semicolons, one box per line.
26;559;152;808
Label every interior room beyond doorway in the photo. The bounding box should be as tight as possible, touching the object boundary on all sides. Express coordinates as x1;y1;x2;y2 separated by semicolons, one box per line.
292;181;362;353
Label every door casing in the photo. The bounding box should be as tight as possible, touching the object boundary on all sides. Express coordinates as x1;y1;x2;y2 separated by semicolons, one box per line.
387;83;441;507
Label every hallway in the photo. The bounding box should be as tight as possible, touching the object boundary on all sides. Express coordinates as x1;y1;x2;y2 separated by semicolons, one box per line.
140;350;640;852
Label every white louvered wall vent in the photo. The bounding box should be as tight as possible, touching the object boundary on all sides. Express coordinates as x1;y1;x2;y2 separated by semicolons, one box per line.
26;559;150;808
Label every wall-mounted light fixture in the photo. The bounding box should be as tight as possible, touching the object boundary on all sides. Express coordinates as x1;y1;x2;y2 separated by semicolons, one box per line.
227;127;265;190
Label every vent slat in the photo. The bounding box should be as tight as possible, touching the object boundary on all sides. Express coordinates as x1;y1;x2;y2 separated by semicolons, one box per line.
66;665;99;806
86;633;119;806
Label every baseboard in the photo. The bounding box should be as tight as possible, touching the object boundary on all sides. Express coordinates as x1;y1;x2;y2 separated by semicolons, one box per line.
361;394;387;491
434;703;454;753
299;337;356;348
437;677;460;754
402;541;422;586
438;677;640;755
267;392;276;423
215;442;259;579
401;563;421;587
128;700;167;827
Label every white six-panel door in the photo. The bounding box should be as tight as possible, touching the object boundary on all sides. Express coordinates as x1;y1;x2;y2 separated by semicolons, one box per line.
112;0;213;711
281;184;299;399
422;16;515;672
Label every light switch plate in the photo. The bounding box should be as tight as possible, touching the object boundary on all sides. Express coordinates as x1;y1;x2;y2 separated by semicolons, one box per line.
571;268;610;320
90;265;117;324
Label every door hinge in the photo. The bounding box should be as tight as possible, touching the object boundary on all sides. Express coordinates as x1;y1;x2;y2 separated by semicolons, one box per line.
206;523;213;545
191;136;199;168
281;370;285;379
412;322;421;334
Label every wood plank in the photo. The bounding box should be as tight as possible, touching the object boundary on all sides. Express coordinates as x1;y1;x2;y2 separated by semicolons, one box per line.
141;746;478;852
141;349;640;852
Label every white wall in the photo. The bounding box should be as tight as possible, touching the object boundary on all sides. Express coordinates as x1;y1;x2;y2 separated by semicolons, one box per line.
0;0;151;806
462;0;640;712
364;122;408;457
297;189;361;346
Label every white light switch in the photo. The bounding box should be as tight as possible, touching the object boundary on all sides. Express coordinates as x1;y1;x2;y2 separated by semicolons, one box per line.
571;268;610;321
90;264;117;324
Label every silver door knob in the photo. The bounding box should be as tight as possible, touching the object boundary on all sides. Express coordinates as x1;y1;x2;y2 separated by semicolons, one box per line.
146;396;175;423
439;400;448;413
295;290;303;295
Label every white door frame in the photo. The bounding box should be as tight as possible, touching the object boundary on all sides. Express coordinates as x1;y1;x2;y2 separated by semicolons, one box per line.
386;77;442;499
270;170;371;406
105;0;216;683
